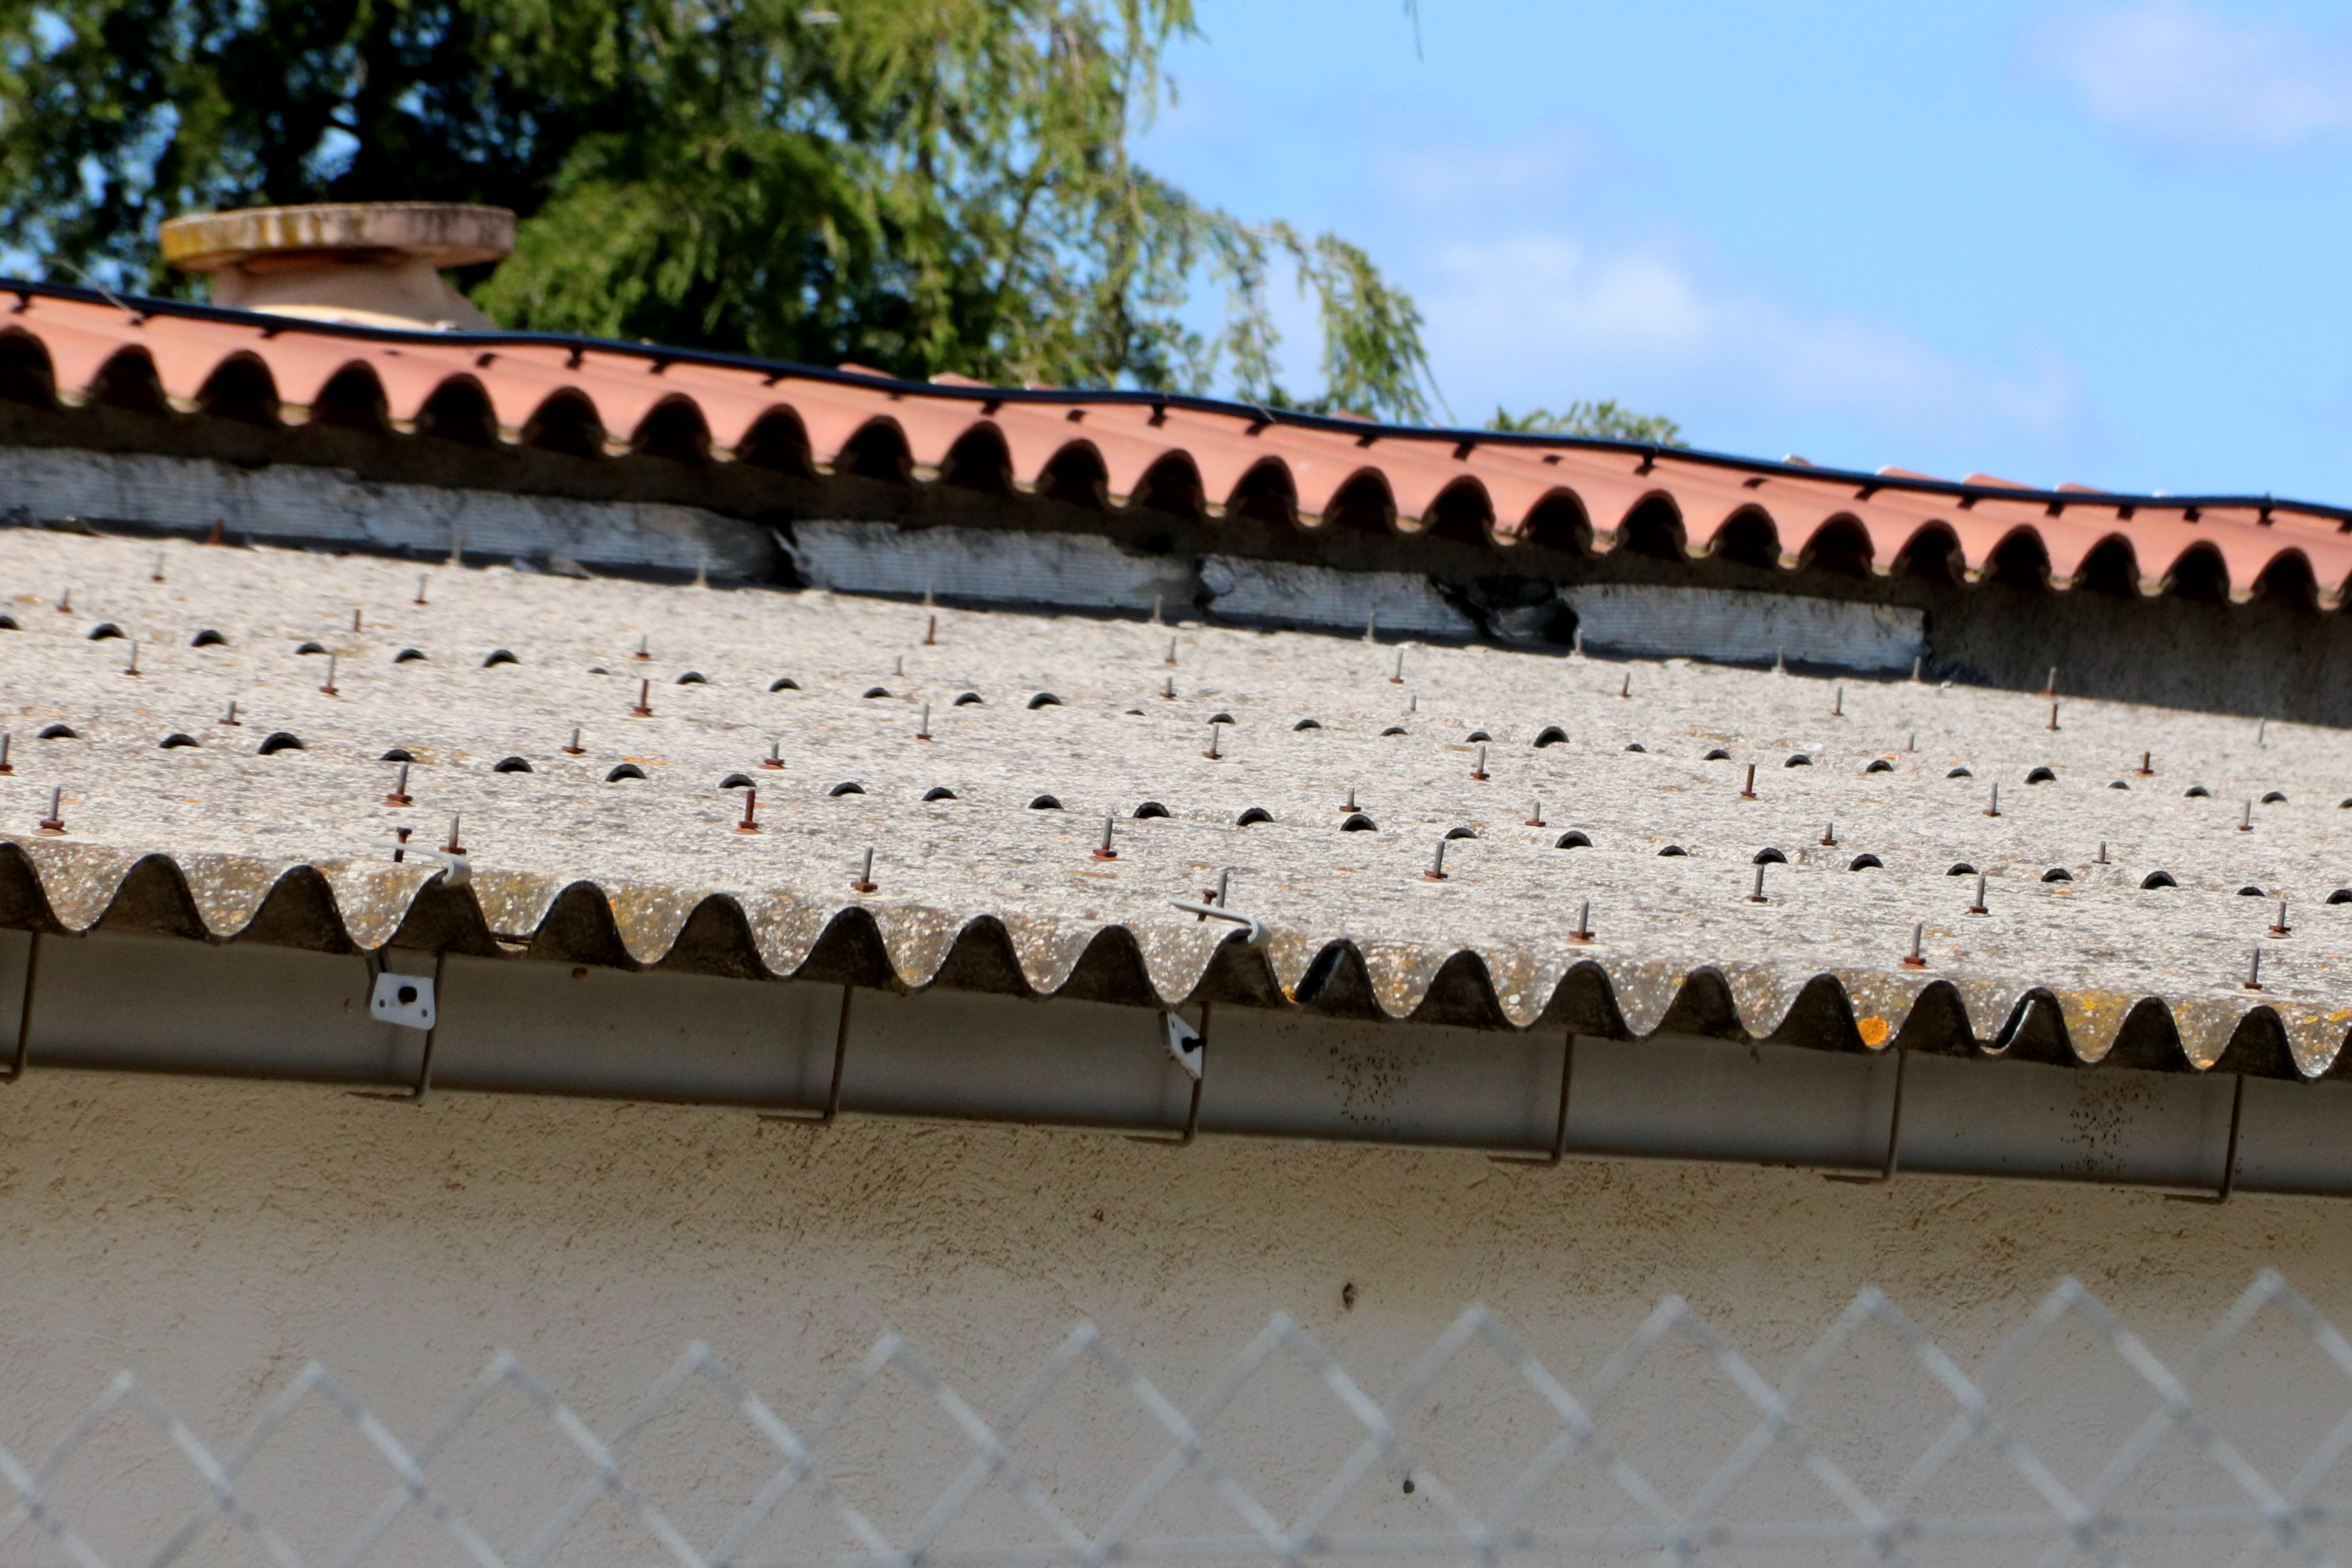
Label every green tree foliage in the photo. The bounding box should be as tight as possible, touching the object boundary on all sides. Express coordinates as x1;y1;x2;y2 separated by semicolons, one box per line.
1487;400;1685;447
0;0;1443;418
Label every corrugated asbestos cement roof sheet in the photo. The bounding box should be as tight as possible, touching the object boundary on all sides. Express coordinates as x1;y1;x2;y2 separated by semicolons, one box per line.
1;530;2349;1079
5;283;2351;605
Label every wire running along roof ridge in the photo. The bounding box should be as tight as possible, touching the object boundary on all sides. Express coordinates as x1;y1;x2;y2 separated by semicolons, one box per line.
3;279;2347;602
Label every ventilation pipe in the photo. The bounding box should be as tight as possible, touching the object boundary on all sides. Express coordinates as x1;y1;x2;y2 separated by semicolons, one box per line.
157;202;514;331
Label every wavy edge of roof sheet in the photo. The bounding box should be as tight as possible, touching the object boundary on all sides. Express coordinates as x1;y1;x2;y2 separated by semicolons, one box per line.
6;282;2351;608
8;837;2343;1083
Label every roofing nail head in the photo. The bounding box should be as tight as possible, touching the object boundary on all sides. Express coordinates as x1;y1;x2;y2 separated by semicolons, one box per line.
123;639;138;677
1985;782;2001;818
392;825;411;862
2272;899;2291;937
1165;636;1177;667
413;574;428;606
0;733;14;775
151;551;165;583
893;655;903;677
924;613;937;646
2048;701;2060;732
1748;864;1768;904
1834;685;1844;717
2043;666;2059;698
631;678;652;718
37;786;62;835
1619;673;1631;700
1969;871;1989;916
1425;839;1449;881
1161;674;1175;700
385;761;412;807
635;634;650;661
2096;840;2109;864
2245;946;2264;992
1205;723;1221;760
563;726;585;756
761;737;783;770
1526;798;1544;827
320;652;337;696
352;609;362;633
736;786;761;834
1093;815;1118;860
852;846;878;894
442;814;464;856
1471;743;1488;781
219;700;240;727
1901;921;1928;968
1570;899;1593;943
1391;649;1405;684
54;588;68;614
917;701;932;741
1740;763;1757;801
2240;798;2253;832
2138;750;2154;776
1820;821;1836;846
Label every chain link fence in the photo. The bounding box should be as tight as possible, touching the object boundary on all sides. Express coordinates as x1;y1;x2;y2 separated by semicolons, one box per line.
9;1271;2352;1567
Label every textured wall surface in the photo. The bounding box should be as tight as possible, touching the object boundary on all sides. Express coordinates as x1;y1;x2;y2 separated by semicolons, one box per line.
2;1072;2349;1554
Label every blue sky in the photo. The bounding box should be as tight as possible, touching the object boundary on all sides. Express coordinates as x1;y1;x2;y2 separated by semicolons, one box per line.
1134;0;2352;503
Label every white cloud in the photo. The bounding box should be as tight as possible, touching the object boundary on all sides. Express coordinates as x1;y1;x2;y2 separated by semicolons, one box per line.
2024;3;2352;151
1418;230;2086;458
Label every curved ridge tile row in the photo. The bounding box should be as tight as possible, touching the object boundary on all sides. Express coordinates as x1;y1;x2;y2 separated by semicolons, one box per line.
6;285;2351;605
8;838;2346;1080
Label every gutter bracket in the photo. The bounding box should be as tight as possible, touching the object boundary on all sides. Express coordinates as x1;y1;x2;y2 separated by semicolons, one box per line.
351;950;446;1103
1826;1046;1905;1185
1131;1003;1209;1146
1;930;39;1082
2166;1072;2246;1205
760;983;853;1127
1491;1032;1576;1166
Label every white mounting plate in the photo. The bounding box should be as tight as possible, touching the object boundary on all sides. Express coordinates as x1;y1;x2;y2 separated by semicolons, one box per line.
1163;1012;1202;1080
371;972;437;1031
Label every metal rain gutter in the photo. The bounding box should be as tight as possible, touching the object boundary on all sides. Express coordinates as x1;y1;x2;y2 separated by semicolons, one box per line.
4;927;2350;1200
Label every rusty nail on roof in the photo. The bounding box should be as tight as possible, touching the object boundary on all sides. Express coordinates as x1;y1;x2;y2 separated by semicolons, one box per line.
392;825;411;862
852;847;878;894
917;701;932;741
1834;685;1845;717
1740;763;1757;801
1211;868;1231;908
219;699;240;726
893;655;903;677
1471;743;1489;781
1748;865;1769;904
736;786;761;834
1408;693;1418;714
352;608;362;632
631;678;652;717
123;639;138;677
1391;648;1406;684
206;519;224;546
1619;672;1631;700
1344;785;1358;811
761;737;783;770
2240;797;2253;832
54;587;68;614
1165;636;1177;667
1968;871;1989;916
413;574;428;606
1820;821;1837;846
1093;816;1118;860
0;733;13;775
2048;701;2060;731
37;786;62;835
319;652;337;695
1425;838;1449;881
385;762;412;807
924;613;937;646
2245;946;2264;992
1907;731;1916;753
634;635;650;661
1902;921;1928;968
2097;840;2109;864
442;814;464;856
151;551;164;583
1527;797;1544;827
1985;782;2001;818
2272;899;2291;937
2138;750;2154;776
1204;723;1221;760
1160;674;1175;700
2043;666;2058;697
563;727;585;756
1571;899;1593;943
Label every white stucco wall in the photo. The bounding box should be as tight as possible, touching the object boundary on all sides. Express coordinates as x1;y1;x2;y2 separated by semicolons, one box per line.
1;1072;2344;1559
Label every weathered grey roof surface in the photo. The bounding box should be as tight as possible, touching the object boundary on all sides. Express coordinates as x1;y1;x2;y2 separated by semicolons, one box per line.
2;527;2348;1076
